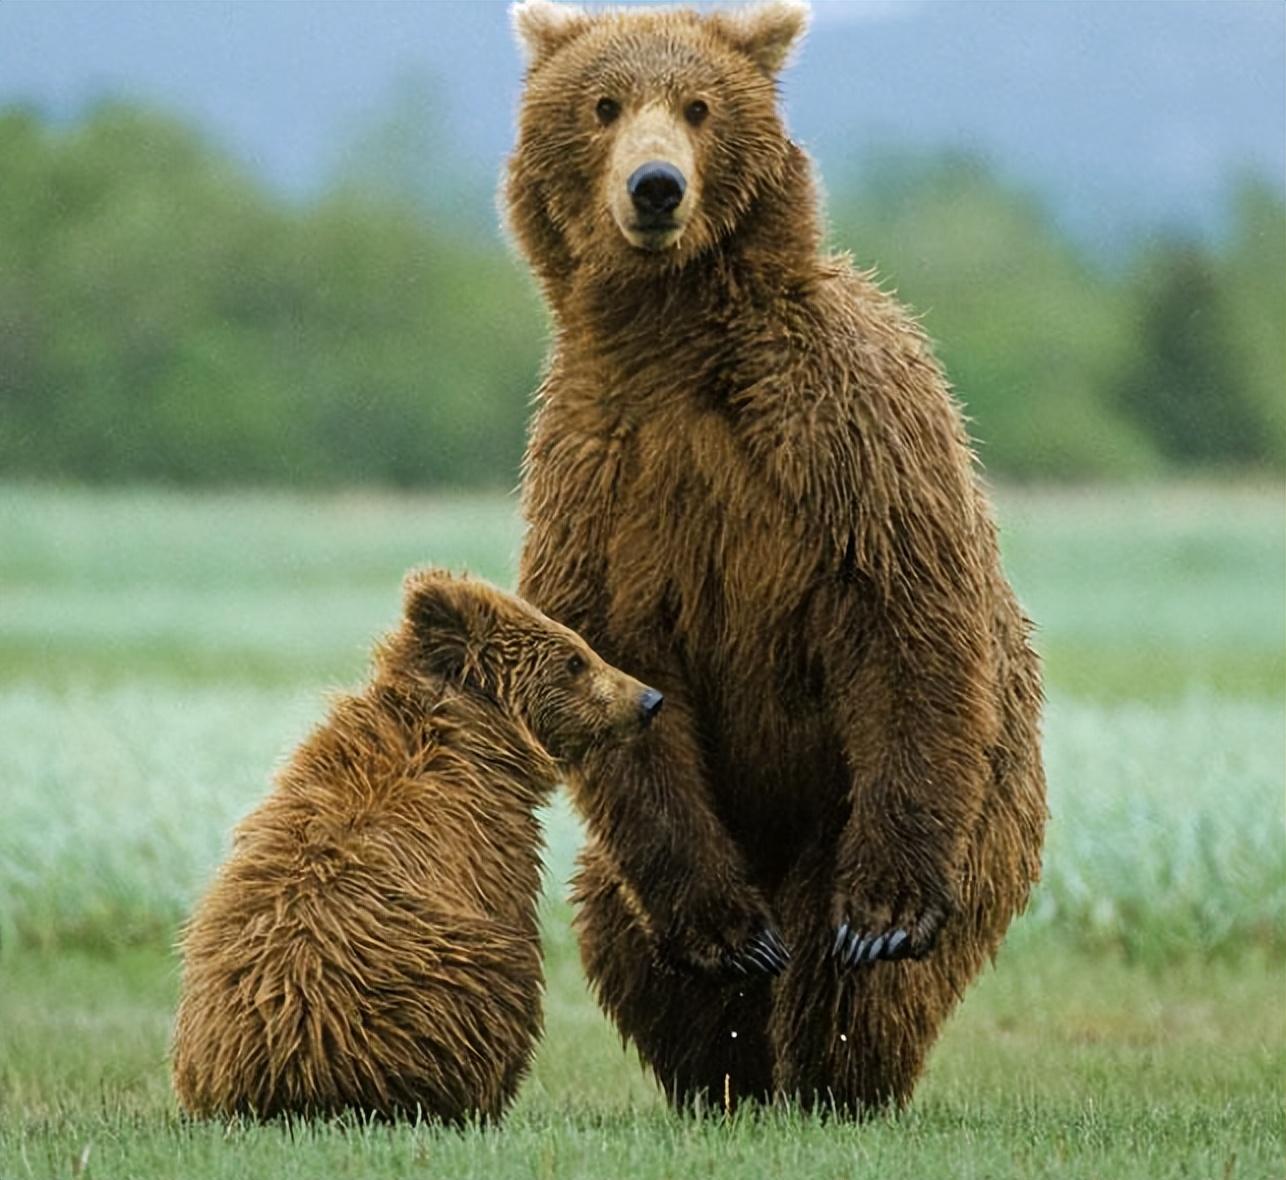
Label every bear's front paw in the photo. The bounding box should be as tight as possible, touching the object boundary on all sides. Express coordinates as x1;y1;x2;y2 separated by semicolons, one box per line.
658;895;790;979
829;878;955;968
718;922;791;980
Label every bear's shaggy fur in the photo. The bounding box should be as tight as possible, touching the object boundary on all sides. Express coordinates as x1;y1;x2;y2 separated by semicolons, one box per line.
508;0;1047;1115
171;570;658;1122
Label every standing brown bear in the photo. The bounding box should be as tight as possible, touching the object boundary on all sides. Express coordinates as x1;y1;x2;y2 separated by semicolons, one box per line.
171;570;662;1122
508;0;1047;1115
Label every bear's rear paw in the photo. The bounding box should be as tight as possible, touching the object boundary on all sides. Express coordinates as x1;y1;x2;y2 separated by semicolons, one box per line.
829;889;953;968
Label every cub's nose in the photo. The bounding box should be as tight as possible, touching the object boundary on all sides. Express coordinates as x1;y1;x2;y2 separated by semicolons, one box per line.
638;687;664;726
628;162;685;220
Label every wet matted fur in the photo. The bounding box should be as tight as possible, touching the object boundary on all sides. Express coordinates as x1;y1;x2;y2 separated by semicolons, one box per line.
171;570;657;1122
508;0;1048;1116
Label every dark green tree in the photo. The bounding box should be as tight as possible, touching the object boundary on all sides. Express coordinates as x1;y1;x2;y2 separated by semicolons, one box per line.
1215;178;1286;466
831;152;1158;479
1116;238;1263;465
0;100;544;489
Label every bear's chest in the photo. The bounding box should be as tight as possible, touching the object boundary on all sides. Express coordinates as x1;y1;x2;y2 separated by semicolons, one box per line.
602;401;842;836
601;400;822;670
533;387;845;829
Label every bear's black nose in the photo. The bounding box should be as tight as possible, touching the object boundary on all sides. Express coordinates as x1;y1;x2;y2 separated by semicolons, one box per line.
638;687;664;725
628;161;686;221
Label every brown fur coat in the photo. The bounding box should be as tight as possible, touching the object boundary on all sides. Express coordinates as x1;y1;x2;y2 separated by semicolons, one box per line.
508;0;1047;1115
171;570;657;1121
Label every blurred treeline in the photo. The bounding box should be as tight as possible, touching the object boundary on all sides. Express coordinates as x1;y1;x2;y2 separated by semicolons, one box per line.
2;103;1282;487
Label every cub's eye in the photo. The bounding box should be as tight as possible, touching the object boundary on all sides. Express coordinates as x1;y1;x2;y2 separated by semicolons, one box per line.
595;97;620;126
566;654;587;676
684;99;709;127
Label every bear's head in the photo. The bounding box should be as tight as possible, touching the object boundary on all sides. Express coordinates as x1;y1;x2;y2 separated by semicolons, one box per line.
506;0;810;289
399;569;662;762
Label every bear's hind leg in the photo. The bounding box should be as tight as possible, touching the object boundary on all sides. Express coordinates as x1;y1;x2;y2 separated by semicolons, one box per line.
573;841;775;1113
768;862;948;1117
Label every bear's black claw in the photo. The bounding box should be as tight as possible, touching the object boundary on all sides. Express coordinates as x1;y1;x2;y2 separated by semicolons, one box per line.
764;928;791;967
743;945;775;975
838;929;854;965
845;932;867;967
766;929;791;972
833;922;917;968
723;928;790;978
721;951;749;977
750;929;789;975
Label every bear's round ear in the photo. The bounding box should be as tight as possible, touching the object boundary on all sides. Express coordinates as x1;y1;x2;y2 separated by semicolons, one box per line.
402;569;483;680
709;0;810;77
511;0;592;69
403;569;466;635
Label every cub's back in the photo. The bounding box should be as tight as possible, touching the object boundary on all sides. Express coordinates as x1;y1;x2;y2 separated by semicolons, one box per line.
171;687;547;1122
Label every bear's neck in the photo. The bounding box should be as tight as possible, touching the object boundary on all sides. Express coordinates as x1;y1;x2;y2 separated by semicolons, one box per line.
374;654;562;804
550;145;825;365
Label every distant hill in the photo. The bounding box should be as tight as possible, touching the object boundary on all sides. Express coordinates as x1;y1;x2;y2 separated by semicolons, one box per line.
1;0;1282;251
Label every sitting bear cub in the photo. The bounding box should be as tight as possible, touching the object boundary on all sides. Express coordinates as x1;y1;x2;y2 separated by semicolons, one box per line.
171;569;661;1122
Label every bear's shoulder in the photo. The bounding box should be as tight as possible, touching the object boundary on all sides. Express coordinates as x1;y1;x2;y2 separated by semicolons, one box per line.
729;255;979;541
795;255;940;378
739;254;960;447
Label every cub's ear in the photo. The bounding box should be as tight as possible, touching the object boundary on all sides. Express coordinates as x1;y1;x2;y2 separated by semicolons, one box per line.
511;0;591;69
402;569;488;682
710;0;809;77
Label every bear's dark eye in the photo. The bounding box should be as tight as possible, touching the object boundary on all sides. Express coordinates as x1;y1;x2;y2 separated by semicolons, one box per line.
595;97;620;126
684;99;709;127
566;653;587;676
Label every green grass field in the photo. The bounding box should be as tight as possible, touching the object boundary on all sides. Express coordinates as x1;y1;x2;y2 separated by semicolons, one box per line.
1;482;1282;1178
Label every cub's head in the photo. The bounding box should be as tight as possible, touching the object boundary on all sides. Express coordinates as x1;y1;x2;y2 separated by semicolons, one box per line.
399;569;662;762
506;0;809;281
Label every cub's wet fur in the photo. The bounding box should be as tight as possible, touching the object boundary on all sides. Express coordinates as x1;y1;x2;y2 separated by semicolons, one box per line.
171;570;660;1122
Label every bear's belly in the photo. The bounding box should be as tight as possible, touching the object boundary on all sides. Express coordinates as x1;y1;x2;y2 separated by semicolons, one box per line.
681;567;850;878
609;451;851;876
584;398;857;876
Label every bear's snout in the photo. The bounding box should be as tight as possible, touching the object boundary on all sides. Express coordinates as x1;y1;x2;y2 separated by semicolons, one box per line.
638;687;664;726
628;162;686;224
604;102;697;252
